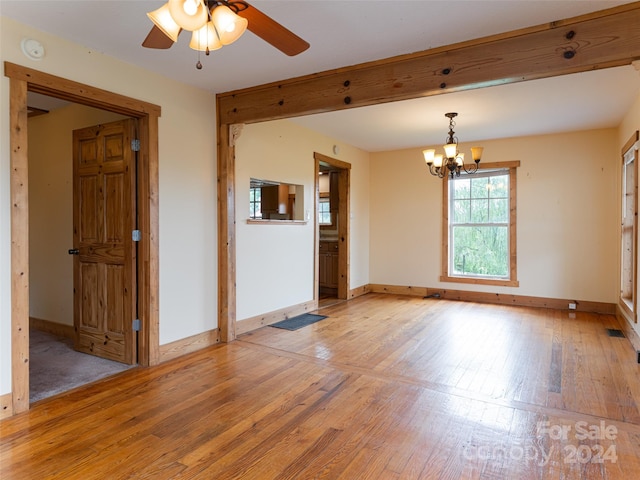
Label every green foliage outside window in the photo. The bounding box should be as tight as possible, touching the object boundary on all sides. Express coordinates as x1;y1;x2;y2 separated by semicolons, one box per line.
450;172;509;278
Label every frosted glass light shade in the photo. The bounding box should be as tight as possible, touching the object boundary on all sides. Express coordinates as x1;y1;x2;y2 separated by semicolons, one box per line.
212;5;248;45
147;4;181;42
168;0;208;31
443;143;457;159
190;22;223;51
471;146;484;162
456;153;464;166
433;154;444;168
423;149;435;164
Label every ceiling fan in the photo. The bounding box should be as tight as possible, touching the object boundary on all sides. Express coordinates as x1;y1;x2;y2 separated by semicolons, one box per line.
142;0;310;63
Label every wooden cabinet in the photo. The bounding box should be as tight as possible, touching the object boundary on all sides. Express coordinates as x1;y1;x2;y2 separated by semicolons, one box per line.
261;184;290;219
319;241;339;292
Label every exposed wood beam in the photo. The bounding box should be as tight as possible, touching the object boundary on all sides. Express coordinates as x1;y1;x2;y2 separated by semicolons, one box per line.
218;2;640;125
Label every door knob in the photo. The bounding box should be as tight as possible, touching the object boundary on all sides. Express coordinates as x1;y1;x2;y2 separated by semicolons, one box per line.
68;249;79;255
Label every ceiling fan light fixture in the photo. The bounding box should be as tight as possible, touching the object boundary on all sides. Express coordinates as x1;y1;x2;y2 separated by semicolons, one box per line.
190;21;223;52
147;4;182;42
212;4;248;45
168;0;208;31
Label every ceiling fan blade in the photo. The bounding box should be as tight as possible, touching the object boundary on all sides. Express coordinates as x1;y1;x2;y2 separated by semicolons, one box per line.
142;25;179;49
238;3;310;56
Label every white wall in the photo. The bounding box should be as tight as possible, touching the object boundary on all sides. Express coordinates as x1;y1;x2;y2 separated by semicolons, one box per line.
28;104;127;326
0;17;217;395
234;120;370;322
370;129;619;303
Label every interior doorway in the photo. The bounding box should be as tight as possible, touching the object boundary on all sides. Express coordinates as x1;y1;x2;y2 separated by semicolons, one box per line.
315;152;350;306
27;100;139;402
6;62;161;415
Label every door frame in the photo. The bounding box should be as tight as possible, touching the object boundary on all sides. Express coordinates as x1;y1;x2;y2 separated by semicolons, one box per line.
5;62;161;414
314;152;350;300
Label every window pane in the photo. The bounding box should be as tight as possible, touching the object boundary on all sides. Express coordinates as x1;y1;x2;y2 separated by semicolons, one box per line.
453;178;471;199
453;199;470;223
319;199;331;225
489;198;509;223
451;225;508;277
470;199;488;223
470;176;489;199
488;175;509;198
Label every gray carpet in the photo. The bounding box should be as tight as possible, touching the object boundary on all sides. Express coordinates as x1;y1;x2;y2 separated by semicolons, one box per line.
30;329;134;403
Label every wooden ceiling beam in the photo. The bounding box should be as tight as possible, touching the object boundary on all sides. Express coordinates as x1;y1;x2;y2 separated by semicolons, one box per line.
217;2;640;125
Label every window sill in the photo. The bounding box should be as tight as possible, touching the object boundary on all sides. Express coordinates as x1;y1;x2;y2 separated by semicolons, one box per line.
440;275;519;288
246;219;308;225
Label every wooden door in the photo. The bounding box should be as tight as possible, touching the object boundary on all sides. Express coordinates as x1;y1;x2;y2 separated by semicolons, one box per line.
72;119;137;364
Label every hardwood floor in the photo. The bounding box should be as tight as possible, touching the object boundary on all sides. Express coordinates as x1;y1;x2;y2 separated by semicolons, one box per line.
2;293;640;479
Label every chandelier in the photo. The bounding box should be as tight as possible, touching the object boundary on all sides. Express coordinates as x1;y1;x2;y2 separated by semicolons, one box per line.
147;0;249;69
423;113;484;178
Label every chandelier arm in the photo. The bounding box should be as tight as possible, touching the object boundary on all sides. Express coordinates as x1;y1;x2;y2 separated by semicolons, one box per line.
461;161;479;175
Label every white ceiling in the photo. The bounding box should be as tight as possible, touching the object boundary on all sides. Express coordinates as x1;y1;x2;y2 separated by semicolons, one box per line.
2;0;639;151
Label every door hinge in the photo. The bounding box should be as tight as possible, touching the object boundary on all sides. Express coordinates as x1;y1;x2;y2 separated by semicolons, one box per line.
132;319;141;331
132;230;141;242
131;139;140;152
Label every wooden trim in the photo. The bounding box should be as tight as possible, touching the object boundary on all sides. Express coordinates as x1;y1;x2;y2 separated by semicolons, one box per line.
29;317;74;339
159;329;220;363
10;77;29;414
217;122;236;343
4;62;161;414
218;4;640;125
616;304;640;353
439;275;519;288
4;62;161;117
137;114;161;366
348;284;371;299
621;130;639;156
246;219;308;225
236;300;318;335
475;160;521;170
314;152;352;170
338;168;350;300
0;393;13;420
368;284;616;314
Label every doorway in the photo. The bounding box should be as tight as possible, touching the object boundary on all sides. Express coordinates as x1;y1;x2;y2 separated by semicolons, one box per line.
6;62;161;415
315;152;350;306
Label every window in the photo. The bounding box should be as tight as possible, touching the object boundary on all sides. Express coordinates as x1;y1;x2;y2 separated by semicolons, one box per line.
319;198;332;225
249;186;262;219
441;162;519;287
248;178;305;222
620;132;638;320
